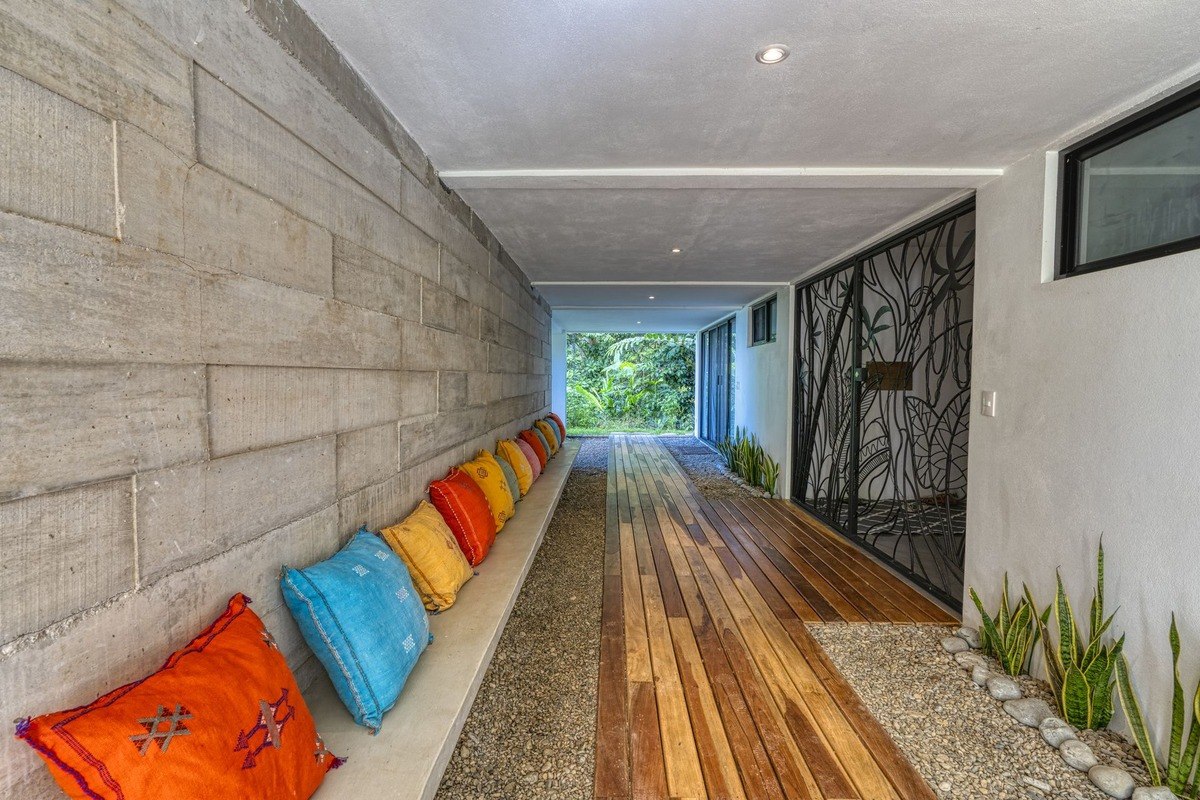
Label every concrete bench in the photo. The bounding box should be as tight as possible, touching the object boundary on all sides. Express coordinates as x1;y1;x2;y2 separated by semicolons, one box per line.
307;440;581;799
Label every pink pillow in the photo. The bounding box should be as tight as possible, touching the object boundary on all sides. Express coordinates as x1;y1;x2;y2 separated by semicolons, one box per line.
517;438;542;482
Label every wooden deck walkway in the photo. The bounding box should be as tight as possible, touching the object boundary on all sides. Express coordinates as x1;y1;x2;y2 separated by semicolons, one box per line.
595;435;957;800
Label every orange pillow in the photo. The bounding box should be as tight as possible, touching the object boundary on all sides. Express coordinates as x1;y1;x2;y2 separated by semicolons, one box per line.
519;429;548;469
428;467;497;566
516;438;542;482
17;594;336;800
460;450;515;531
546;411;567;440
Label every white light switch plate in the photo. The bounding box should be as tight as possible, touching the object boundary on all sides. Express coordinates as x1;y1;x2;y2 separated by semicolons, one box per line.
981;390;997;417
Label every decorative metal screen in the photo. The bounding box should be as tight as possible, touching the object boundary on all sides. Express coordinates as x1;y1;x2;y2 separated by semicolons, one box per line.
793;266;857;532
792;202;975;606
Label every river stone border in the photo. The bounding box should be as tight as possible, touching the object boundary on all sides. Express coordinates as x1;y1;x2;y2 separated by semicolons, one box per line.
942;628;1173;800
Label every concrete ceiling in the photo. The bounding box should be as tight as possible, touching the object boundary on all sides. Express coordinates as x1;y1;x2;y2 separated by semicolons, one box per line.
296;0;1200;331
540;282;777;333
456;187;957;282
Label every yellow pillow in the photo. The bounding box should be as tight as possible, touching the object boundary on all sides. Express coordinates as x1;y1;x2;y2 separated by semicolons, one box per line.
461;450;516;531
497;439;533;496
381;501;474;611
535;420;560;455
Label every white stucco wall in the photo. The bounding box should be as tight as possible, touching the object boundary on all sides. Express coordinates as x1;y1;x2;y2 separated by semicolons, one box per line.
965;74;1200;747
731;289;793;496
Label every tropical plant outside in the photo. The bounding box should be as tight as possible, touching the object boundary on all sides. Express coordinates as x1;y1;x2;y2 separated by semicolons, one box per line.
566;333;695;435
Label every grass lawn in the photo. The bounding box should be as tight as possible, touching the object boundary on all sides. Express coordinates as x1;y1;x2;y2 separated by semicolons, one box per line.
570;426;691;437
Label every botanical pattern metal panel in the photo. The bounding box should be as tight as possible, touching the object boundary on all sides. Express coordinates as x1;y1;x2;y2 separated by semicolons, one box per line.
793;264;857;531
792;204;974;605
857;208;974;603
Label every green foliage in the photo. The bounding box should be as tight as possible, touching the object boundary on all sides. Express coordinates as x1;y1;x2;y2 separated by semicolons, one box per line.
1031;544;1124;729
566;333;694;434
1116;616;1200;795
717;427;780;497
969;574;1042;676
759;457;781;499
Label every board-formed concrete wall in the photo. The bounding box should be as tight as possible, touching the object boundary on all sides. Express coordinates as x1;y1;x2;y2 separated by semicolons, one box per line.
0;1;551;794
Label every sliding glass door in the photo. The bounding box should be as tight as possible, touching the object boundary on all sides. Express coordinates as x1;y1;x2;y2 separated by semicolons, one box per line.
698;319;733;445
792;201;975;606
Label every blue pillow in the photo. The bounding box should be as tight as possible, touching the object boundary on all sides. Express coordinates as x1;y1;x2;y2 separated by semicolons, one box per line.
494;453;521;502
531;426;552;459
281;529;431;732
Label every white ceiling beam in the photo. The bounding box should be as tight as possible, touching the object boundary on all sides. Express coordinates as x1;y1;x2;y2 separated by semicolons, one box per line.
440;166;1004;190
552;305;742;310
532;280;787;286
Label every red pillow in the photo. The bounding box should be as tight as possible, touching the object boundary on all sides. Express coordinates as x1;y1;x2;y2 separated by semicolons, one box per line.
518;430;548;469
429;467;498;566
16;594;337;800
546;412;566;440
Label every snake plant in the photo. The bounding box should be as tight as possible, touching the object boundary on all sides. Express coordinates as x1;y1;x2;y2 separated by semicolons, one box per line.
717;427;780;496
1031;543;1124;729
759;455;780;498
969;573;1042;676
1115;615;1200;795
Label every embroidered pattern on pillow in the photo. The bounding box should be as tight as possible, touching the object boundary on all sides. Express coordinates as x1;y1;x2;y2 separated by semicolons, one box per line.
16;595;337;800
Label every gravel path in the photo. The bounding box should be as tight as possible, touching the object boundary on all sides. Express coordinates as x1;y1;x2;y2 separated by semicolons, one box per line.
810;623;1149;800
435;438;607;800
659;435;761;501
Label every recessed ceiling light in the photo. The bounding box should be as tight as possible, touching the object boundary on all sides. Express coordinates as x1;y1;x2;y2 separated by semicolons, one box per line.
648;295;656;300
671;247;681;254
755;44;790;64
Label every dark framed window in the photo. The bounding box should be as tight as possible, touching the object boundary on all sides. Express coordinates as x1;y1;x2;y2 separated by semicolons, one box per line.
749;295;777;346
1059;81;1200;278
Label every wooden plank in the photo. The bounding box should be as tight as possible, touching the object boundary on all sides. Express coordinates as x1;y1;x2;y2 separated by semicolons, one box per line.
637;442;845;799
629;680;669;800
645;449;848;626
644;465;816;800
633;453;792;800
597;575;632;797
771;500;959;624
721;500;869;623
595;440;631;798
621;439;706;799
599;436;942;800
628;445;745;800
747;499;916;622
644;439;899;800
672;457;932;800
702;498;834;623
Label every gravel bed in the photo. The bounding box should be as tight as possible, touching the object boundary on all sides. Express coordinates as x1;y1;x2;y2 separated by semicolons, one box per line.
435;438;608;800
810;624;1149;800
659;435;763;501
